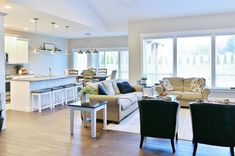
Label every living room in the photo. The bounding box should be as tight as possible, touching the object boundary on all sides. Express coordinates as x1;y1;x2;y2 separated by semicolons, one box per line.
1;0;235;156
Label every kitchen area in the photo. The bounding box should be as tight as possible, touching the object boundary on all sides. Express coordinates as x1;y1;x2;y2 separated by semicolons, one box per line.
4;29;73;112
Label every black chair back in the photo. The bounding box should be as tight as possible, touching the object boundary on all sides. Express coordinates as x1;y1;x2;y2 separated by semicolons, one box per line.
138;100;180;139
190;103;235;147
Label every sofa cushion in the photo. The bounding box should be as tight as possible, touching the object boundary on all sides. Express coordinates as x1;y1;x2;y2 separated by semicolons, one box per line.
102;80;115;95
117;81;136;94
112;80;120;94
98;84;109;95
119;98;132;110
165;91;182;99
117;93;138;104
164;77;184;91
183;78;194;92
160;79;174;91
181;92;202;100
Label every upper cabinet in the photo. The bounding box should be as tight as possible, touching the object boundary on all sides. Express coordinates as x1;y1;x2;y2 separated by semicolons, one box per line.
5;36;29;64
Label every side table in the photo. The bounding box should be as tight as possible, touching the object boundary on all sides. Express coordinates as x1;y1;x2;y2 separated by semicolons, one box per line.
68;100;108;138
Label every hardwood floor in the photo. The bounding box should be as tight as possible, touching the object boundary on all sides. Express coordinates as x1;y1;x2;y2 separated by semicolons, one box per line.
0;106;232;156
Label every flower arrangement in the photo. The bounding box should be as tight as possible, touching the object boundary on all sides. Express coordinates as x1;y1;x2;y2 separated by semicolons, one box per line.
80;86;95;95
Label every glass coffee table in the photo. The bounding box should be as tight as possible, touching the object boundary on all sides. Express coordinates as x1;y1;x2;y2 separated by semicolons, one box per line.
68;100;108;138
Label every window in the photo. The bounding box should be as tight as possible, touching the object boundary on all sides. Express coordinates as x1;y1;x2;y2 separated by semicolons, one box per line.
97;50;129;79
120;51;129;79
143;38;173;83
177;36;211;86
216;35;235;88
75;53;87;74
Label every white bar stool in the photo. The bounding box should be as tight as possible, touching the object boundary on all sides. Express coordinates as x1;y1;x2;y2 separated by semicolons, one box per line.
74;83;83;101
52;87;64;108
32;88;53;112
63;84;76;104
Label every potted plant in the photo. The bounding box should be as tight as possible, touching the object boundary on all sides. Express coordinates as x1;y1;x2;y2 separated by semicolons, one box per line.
14;64;23;74
80;86;95;102
0;93;4;133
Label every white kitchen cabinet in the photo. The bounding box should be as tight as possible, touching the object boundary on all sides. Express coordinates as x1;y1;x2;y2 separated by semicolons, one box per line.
5;36;29;64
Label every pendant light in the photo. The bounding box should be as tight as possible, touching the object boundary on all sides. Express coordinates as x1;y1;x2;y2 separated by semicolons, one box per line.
77;33;98;54
51;22;56;54
65;26;70;55
33;17;39;53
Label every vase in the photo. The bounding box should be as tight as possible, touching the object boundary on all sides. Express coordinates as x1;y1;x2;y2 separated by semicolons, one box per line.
82;94;89;102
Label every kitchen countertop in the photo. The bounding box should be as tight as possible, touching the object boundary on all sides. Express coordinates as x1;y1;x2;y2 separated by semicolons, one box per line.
10;75;77;82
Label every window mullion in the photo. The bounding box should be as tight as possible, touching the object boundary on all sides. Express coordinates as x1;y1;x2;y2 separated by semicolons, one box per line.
173;37;177;77
211;35;216;87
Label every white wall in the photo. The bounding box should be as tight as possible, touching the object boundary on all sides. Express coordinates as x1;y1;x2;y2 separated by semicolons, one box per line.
0;13;6;129
128;12;235;84
5;29;69;76
68;36;128;68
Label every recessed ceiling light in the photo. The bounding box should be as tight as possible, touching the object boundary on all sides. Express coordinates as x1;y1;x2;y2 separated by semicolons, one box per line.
24;27;29;30
4;24;7;27
55;25;59;28
4;5;12;9
30;19;35;22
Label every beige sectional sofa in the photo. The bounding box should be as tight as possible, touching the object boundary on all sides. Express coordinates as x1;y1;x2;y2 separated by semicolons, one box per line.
156;77;210;107
89;80;143;123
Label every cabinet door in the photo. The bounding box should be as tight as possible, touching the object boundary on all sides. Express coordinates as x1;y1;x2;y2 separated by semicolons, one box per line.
17;39;29;64
5;36;17;64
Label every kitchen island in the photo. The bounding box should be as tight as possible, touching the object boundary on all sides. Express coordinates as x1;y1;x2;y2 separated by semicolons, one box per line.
11;75;77;112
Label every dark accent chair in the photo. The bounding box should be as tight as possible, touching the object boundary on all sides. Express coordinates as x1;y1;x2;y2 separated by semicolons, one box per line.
138;100;180;153
190;103;235;156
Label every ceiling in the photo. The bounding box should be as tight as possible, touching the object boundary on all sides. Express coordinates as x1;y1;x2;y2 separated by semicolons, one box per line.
1;0;235;38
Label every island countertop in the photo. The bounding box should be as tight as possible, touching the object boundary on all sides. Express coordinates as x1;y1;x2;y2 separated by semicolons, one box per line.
10;75;77;82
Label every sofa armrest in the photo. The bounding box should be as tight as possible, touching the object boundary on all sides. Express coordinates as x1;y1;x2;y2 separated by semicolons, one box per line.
156;85;164;94
202;87;210;100
89;95;119;106
133;85;143;92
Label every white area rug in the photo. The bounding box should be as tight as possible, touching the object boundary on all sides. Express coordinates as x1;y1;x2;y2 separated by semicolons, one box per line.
106;108;192;141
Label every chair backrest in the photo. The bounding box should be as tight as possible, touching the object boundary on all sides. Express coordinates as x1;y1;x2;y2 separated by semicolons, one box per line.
67;69;78;75
88;67;97;75
83;70;93;81
98;68;107;76
110;70;117;80
138;100;180;139
190;103;235;146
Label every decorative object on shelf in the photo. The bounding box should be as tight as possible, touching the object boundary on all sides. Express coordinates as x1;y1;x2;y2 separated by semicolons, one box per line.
14;64;23;74
65;26;70;55
33;17;39;53
77;33;99;54
44;43;55;51
80;85;94;102
0;92;4;133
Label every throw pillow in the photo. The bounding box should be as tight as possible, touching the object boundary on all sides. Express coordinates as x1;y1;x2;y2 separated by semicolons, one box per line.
112;81;120;94
190;78;205;92
98;84;109;95
101;80;116;95
160;79;174;91
117;81;136;94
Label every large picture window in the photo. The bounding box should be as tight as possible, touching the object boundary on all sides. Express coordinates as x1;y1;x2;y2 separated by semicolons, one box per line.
216;35;235;88
144;38;173;83
177;36;211;86
143;33;235;89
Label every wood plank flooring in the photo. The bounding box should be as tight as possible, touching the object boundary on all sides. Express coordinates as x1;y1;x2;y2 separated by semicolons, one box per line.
0;106;232;156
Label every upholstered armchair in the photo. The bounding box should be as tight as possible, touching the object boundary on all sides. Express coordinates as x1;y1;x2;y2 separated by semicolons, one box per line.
138;100;180;153
190;103;235;156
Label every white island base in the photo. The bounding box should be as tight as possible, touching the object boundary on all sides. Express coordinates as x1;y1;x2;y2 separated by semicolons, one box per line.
11;76;77;112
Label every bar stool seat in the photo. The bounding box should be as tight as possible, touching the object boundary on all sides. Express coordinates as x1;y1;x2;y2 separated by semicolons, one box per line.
52;86;64;108
32;88;53;112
